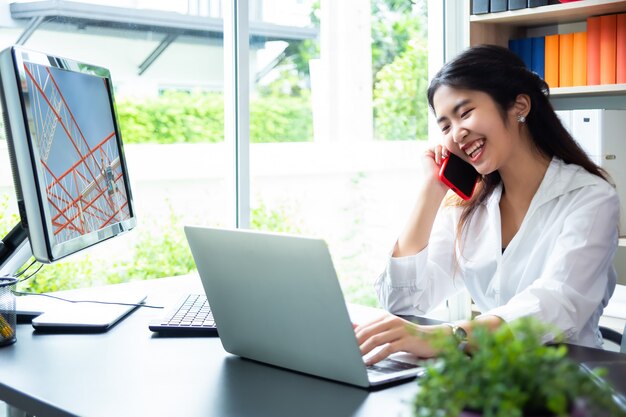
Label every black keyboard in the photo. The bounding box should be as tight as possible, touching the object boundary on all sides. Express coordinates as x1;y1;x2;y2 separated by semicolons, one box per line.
149;294;218;336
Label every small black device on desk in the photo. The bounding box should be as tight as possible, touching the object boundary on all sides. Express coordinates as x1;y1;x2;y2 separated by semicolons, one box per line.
149;293;218;336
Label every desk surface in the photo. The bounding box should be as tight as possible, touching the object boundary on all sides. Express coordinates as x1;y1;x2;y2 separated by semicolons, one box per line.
1;275;625;417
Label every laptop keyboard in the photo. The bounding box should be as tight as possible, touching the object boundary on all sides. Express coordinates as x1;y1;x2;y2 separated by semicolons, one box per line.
366;358;421;376
149;294;217;335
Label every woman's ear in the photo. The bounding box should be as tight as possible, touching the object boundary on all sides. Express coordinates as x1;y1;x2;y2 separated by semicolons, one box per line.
511;94;531;119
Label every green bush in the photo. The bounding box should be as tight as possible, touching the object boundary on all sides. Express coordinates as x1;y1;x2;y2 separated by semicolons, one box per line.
4;192;372;305
250;95;313;143
0;194;19;238
116;92;224;144
250;200;302;234
17;209;196;293
116;92;313;144
13;202;303;293
373;36;429;141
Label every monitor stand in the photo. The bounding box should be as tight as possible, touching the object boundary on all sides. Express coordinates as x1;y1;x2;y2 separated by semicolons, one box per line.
17;291;146;333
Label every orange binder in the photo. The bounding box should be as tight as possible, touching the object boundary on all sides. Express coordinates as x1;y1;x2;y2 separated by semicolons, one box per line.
600;14;617;84
559;33;574;87
544;34;559;88
572;32;587;86
587;16;601;85
617;14;626;84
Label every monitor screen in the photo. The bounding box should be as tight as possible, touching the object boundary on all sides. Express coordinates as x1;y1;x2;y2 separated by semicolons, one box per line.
0;46;136;263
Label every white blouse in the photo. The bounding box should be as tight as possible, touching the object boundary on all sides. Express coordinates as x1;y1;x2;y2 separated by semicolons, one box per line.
375;158;619;348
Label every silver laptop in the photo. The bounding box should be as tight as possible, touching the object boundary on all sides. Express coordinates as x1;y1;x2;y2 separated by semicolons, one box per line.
184;225;425;388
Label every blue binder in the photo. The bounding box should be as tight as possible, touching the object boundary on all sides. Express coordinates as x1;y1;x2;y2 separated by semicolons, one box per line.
509;37;545;80
531;37;545;79
508;38;521;58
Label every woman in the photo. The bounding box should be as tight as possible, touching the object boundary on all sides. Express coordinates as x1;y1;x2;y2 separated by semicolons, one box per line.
356;44;619;365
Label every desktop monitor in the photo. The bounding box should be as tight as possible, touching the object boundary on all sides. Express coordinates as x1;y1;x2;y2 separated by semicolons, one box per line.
0;45;136;265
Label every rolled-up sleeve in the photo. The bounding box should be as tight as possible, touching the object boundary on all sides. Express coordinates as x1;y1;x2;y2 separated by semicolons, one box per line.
375;205;466;315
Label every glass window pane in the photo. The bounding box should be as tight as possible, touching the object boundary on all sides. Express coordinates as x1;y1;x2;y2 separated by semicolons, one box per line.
249;0;429;306
0;3;228;291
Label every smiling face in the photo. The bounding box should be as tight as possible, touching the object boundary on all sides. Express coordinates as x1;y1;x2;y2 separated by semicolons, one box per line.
433;85;523;176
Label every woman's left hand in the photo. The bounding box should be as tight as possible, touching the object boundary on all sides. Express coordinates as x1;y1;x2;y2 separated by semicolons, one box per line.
354;313;446;365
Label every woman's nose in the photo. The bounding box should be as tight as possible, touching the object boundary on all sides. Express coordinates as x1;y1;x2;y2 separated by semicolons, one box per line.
451;124;468;143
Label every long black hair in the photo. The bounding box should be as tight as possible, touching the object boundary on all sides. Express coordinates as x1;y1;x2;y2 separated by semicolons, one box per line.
426;44;609;248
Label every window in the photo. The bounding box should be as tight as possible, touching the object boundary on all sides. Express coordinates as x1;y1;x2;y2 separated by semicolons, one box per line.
247;0;431;305
0;0;440;309
0;0;228;291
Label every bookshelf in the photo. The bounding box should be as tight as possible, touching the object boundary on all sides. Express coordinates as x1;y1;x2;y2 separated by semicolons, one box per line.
470;0;626;27
468;0;626;105
468;1;626;331
468;0;626;250
551;83;626;97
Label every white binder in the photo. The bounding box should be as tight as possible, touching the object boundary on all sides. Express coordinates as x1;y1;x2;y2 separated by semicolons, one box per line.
571;109;626;235
555;109;573;137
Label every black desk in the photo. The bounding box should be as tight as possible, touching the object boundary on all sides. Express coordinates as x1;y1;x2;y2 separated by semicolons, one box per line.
0;275;624;417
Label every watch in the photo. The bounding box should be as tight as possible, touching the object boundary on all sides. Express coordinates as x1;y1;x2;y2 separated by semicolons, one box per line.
444;323;468;345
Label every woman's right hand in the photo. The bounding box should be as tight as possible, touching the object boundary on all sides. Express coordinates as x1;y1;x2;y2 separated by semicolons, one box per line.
355;313;445;365
421;144;450;195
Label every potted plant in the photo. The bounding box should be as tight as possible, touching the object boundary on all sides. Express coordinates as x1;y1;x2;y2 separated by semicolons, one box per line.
413;317;624;417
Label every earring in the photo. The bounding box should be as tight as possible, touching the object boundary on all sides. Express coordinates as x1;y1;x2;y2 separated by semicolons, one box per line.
517;114;526;123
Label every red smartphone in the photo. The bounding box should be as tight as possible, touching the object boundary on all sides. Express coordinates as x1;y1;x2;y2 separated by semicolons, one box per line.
438;153;480;200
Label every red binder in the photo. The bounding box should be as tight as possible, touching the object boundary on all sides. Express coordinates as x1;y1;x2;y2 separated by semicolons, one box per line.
545;34;559;88
572;32;587;86
617;14;626;84
587;16;601;85
559;33;574;87
600;14;617;84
